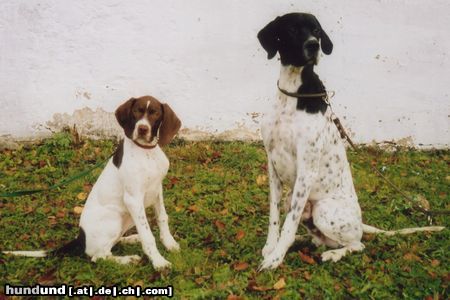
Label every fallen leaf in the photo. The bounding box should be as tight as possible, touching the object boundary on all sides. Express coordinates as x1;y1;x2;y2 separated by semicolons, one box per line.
214;220;225;230
235;230;245;241
219;208;229;215
48;216;57;225
83;183;93;193
76;192;87;201
38;268;57;285
431;259;440;267
299;251;316;265
403;253;421;262
233;262;249;271
212;151;222;159
227;295;243;300
256;174;267;186
188;204;199;213
273;278;286;290
73;206;84;214
303;271;312;281
195;277;205;285
247;280;271;292
56;210;65;218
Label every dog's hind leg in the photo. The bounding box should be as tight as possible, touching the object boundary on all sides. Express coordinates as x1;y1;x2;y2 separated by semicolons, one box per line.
119;234;140;244
312;197;365;262
321;242;365;262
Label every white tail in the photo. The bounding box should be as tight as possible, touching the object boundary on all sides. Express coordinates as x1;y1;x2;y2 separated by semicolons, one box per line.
362;224;445;236
3;250;47;257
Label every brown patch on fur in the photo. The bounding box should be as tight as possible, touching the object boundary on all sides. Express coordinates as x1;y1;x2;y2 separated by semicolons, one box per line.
113;139;124;168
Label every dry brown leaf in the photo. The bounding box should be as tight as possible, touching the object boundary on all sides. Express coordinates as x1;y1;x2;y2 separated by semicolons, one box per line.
256;174;267;186
83;183;93;193
56;210;65;218
299;251;316;265
76;192;87;201
403;253;421;262
247;280;271;292
73;206;84;215
233;262;249;271
215;220;225;230
431;259;440;267
38;268;57;285
303;271;312;281
195;277;205;285
235;230;245;241
273;277;286;290
188;204;199;213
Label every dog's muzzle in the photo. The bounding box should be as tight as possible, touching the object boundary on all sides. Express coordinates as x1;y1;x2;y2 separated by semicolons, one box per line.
304;39;320;61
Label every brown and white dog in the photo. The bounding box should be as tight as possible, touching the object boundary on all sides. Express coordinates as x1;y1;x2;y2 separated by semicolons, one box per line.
4;96;181;269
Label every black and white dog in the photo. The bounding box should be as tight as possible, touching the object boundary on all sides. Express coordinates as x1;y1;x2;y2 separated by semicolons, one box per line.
257;13;444;270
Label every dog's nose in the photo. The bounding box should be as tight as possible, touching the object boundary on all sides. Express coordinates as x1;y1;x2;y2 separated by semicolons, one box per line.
304;40;320;54
138;125;149;136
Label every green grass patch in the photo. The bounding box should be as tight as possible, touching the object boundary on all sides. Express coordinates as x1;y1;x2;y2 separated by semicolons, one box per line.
1;133;449;299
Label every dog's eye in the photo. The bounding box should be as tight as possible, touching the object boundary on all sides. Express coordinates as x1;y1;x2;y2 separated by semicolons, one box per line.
313;28;321;35
149;109;156;114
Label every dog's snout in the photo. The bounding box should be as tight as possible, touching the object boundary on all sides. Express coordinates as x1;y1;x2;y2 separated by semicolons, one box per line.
138;125;149;136
304;40;320;53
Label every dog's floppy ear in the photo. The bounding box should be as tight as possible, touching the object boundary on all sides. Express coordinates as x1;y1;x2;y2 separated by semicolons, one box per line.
115;98;136;133
257;16;280;59
158;103;181;147
312;16;333;55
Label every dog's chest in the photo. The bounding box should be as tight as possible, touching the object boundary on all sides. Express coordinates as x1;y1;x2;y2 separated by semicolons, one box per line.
261;95;300;185
120;144;169;203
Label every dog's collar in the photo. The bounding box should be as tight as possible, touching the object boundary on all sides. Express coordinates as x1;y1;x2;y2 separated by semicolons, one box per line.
133;132;160;149
277;80;334;102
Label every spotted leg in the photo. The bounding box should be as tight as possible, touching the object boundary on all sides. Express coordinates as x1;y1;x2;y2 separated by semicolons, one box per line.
154;185;180;252
262;159;283;257
123;191;171;269
260;145;320;270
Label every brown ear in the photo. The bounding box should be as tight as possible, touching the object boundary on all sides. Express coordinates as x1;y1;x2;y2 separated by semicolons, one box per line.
115;98;136;138
158;103;181;147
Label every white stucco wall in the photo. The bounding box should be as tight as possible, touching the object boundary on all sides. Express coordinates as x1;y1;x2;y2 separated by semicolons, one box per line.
0;0;449;147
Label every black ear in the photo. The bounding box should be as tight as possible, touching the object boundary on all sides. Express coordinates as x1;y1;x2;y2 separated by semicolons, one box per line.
312;16;333;55
257;17;280;59
320;29;333;55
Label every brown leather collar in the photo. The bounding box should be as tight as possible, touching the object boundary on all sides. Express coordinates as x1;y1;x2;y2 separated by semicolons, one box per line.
277;80;331;99
133;136;159;149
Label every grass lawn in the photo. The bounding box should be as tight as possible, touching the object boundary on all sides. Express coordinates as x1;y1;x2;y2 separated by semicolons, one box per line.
1;132;449;299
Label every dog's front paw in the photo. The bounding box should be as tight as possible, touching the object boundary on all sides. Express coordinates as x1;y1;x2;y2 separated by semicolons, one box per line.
162;236;180;252
151;255;172;270
258;250;285;271
262;243;276;257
